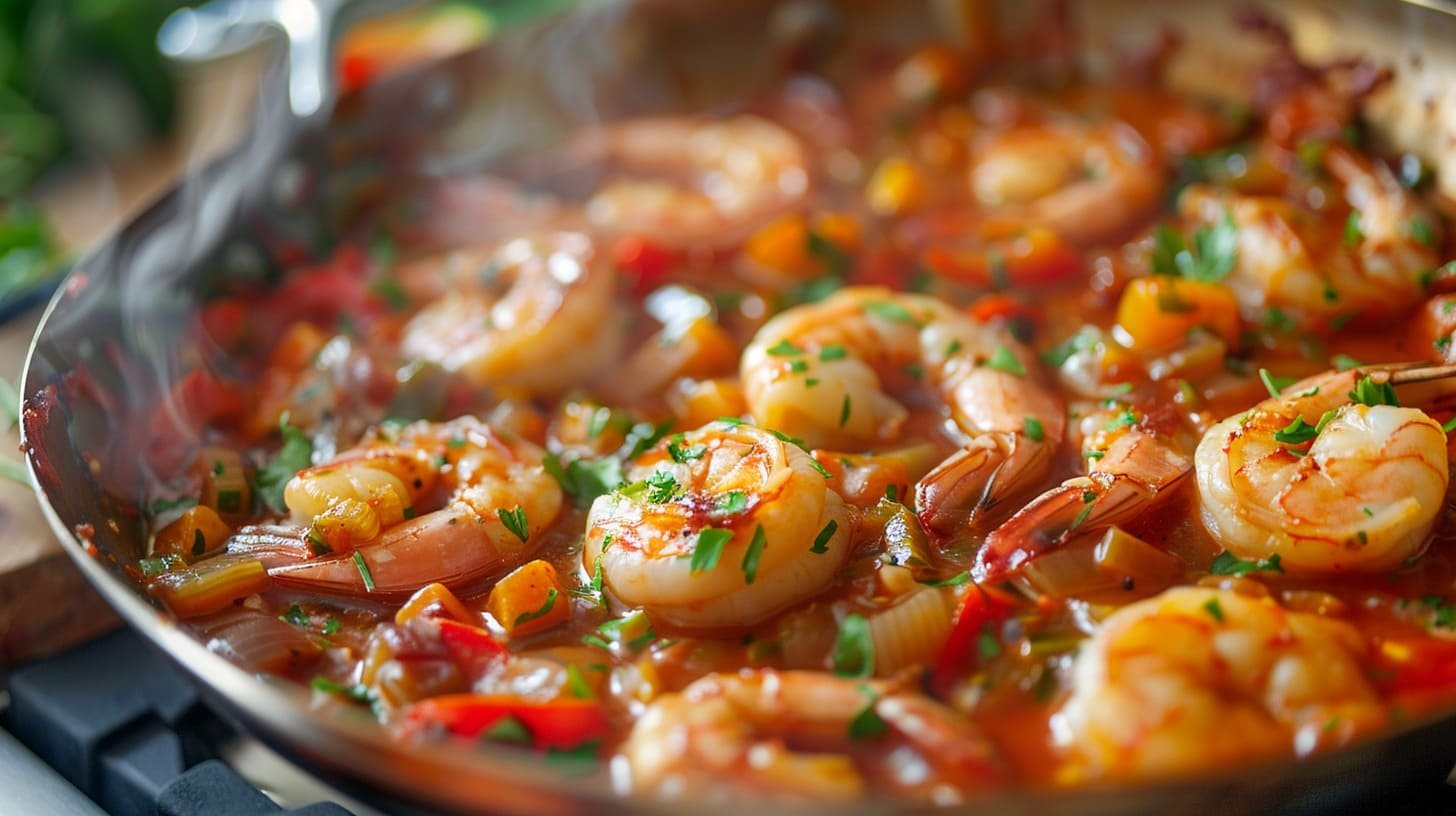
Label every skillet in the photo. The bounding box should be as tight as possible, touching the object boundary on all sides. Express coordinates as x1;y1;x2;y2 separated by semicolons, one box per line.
20;0;1456;811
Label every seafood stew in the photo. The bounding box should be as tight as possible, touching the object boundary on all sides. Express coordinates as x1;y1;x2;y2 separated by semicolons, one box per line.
28;5;1456;806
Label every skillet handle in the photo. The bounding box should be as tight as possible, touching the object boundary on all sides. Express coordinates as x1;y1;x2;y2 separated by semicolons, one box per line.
156;0;419;120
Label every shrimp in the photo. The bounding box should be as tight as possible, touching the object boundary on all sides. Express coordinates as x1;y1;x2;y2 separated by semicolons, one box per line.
740;287;1065;535
621;669;1001;802
399;232;623;394
1195;366;1454;574
576;115;810;248
583;422;849;628
976;401;1196;581
268;417;563;597
968;119;1164;247
1054;586;1385;781
1179;144;1443;333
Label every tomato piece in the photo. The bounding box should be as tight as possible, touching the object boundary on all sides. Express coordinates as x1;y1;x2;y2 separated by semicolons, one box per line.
613;235;677;296
931;583;1020;695
406;695;609;751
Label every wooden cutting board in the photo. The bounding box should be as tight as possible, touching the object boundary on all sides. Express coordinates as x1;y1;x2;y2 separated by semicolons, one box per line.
0;52;266;663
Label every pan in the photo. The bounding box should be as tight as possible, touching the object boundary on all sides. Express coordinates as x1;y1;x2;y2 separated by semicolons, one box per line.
19;0;1456;812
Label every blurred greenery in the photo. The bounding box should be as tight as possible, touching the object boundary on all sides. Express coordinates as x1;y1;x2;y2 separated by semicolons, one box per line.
2;0;183;197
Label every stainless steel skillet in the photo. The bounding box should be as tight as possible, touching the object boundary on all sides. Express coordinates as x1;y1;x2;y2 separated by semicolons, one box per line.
19;0;1456;812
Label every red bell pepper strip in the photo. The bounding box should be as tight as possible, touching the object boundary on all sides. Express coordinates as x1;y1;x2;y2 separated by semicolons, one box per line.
406;695;609;752
931;582;1020;695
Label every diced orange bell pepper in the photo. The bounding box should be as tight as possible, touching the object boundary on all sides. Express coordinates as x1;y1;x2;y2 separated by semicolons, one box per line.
396;582;474;626
153;505;233;561
488;560;570;639
1114;276;1241;356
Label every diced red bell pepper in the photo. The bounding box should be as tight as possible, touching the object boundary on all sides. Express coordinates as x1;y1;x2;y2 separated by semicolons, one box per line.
436;619;507;662
613;235;677;296
931;583;1020;695
406;695;609;751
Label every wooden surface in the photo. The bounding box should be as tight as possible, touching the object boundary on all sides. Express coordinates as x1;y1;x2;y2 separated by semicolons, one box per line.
0;52;265;663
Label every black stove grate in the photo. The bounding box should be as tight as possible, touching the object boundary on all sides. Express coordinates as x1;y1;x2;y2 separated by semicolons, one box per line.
1;629;353;816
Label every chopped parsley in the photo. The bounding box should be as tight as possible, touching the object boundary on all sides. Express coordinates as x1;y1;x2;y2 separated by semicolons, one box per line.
715;490;749;515
1348;375;1398;407
322;617;341;635
513;588;559;627
353;552;376;592
1024;416;1045;442
919;572;972;587
279;604;309;627
766;339;803;357
984;345;1026;377
622;419;676;459
690;528;733;574
831;613;874;678
542;454;622;507
976;623;1002;661
863;301;921;325
1333;354;1363;371
819;344;848;361
1272;417;1318;445
1148;212;1238;283
310;676;378;708
138;553;183;578
806;230;852;277
839;395;852;427
1210;552;1285;576
847;687;888;741
1202;597;1225;623
644;471;681;503
564;664;594;700
1343;211;1364;246
1258;368;1295;398
1407;217;1436;247
666;437;707;463
369;278;409;311
483;714;533;746
1041;329;1094;368
1421;595;1456;629
811;520;838;554
741;525;767;585
255;416;313;512
497;506;530;542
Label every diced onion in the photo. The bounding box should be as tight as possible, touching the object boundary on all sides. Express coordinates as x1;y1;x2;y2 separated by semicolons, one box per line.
867;587;954;676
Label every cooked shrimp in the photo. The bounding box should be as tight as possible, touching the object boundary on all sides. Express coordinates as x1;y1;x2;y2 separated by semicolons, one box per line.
577;115;810;247
1054;586;1385;781
583;422;849;628
1180;144;1443;333
269;417;563;596
968;119;1164;247
399;232;623;394
622;669;1001;802
741;287;1065;535
1195;366;1453;574
977;401;1195;581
